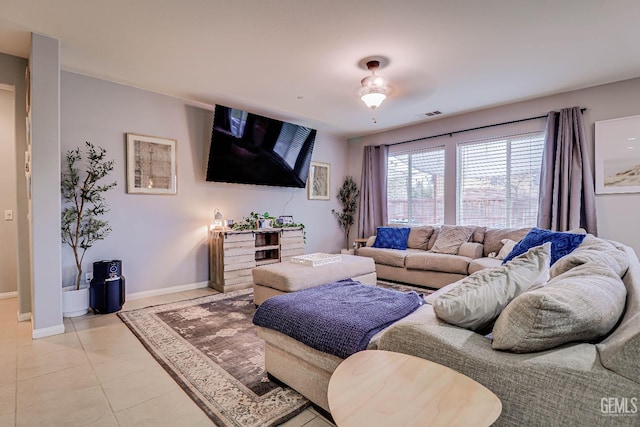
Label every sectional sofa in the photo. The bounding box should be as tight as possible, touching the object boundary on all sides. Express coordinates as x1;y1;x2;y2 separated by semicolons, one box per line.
257;229;640;426
356;225;531;288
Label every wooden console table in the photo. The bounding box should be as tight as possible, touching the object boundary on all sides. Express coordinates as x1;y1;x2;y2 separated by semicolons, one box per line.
328;350;501;427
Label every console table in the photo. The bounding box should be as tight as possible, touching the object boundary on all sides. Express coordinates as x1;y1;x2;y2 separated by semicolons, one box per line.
328;350;502;426
209;227;303;293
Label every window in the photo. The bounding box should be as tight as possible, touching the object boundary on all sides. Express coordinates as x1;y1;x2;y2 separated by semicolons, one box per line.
457;131;544;228
387;147;445;225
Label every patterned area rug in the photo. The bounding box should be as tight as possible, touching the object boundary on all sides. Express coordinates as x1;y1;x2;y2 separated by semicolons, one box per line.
118;289;309;427
118;281;434;426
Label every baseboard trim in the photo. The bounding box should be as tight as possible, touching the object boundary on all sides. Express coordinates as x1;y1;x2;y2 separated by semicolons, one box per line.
32;323;65;339
126;281;210;301
0;291;18;300
18;312;31;322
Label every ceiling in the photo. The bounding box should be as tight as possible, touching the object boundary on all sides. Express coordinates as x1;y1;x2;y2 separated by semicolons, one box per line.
1;0;640;138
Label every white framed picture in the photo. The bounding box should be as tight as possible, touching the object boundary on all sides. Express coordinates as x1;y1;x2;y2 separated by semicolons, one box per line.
308;161;330;200
595;115;640;194
126;133;177;195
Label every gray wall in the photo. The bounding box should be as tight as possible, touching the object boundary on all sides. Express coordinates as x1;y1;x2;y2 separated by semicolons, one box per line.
348;77;640;254
0;88;18;294
30;33;63;336
60;71;348;295
0;52;30;316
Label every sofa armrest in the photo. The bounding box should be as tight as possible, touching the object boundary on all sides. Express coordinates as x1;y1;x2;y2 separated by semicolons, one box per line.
458;242;483;258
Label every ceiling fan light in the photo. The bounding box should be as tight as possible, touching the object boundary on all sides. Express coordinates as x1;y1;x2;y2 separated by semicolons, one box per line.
360;91;387;109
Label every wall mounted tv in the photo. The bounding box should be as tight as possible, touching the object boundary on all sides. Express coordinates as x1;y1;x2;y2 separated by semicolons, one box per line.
206;105;317;188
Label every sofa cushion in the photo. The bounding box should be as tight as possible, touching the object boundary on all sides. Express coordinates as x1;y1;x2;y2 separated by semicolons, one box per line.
430;225;475;255
492;262;627;353
496;239;518;260
468;257;502;274
471;226;487;243
405;252;471;275
483;227;530;256
356;247;408;268
406;226;434;250
458;242;483;259
372;227;411;250
502;227;586;266
433;243;551;332
550;235;629;278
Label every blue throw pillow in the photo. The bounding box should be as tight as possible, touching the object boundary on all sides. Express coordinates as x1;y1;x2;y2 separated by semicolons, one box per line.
372;227;411;250
501;227;586;266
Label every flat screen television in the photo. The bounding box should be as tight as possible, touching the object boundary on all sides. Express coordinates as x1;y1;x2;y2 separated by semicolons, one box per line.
206;105;317;188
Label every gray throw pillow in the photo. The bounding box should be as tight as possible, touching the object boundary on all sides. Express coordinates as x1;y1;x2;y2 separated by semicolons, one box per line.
433;243;551;331
492;262;627;353
430;225;475;255
407;226;434;250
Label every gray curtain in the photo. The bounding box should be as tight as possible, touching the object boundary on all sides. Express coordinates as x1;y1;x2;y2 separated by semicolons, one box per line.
537;106;598;234
358;145;388;238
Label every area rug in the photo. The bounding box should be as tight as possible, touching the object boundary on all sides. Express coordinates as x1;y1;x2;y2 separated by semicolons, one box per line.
118;281;433;426
118;289;309;427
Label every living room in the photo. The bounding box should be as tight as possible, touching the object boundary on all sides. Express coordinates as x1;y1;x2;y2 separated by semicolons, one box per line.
1;2;640;426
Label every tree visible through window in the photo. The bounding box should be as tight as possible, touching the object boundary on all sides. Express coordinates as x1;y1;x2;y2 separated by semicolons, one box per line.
457;132;544;228
387;147;445;225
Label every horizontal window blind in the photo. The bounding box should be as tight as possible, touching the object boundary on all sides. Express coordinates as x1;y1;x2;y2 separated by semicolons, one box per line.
457;131;544;228
387;147;445;225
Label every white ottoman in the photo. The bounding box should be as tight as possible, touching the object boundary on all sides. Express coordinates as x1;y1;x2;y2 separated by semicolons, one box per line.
252;254;377;305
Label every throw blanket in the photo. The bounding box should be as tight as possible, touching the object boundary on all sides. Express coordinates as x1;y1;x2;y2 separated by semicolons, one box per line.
253;279;424;358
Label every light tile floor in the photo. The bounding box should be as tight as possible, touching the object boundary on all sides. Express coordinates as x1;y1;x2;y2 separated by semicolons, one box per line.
0;289;334;427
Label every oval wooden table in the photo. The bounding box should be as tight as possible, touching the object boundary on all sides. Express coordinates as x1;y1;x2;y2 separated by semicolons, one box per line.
328;350;502;427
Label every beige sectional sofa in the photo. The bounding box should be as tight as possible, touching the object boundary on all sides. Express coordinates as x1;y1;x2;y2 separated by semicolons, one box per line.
258;233;640;426
357;225;531;288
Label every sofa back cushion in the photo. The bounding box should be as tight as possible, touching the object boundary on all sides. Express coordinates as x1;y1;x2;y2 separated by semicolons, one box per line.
483;227;531;257
406;226;434;250
492;261;627;353
597;243;640;384
550;235;629;278
433;243;551;332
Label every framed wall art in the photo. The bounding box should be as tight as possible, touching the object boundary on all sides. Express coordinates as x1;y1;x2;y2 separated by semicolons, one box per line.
126;133;177;195
308;161;330;200
595;115;640;194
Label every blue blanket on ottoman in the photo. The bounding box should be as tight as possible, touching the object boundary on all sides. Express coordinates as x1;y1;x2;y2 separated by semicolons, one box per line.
253;279;424;359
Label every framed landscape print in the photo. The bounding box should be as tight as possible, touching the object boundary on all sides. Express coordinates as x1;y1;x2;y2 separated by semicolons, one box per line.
595;115;640;194
126;133;177;195
308;161;330;200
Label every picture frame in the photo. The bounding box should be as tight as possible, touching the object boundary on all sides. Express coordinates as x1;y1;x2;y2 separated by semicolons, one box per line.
126;133;177;195
278;215;294;225
308;161;330;200
595;115;640;194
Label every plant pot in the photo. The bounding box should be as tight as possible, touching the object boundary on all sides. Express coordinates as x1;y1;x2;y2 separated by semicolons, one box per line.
62;285;90;317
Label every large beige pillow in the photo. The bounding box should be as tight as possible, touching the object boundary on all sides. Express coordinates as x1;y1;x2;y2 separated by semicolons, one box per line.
430;225;475;255
492;262;627;353
406;226;434;250
550;234;629;278
433;243;551;331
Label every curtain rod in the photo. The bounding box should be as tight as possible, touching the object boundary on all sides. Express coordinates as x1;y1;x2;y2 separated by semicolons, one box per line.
388;107;587;147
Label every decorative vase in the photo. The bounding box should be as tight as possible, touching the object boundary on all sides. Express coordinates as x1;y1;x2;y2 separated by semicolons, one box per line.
62;285;90;317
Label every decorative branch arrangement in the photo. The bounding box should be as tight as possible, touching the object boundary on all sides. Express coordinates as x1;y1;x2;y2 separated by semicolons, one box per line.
332;176;359;248
61;142;117;290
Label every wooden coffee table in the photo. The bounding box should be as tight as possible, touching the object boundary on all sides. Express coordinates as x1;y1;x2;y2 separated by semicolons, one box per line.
328;350;502;427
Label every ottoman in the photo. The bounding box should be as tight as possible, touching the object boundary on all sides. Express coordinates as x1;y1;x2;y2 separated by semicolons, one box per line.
252;254;377;305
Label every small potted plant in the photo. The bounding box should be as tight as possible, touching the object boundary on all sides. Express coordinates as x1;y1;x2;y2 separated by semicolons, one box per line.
332;176;359;253
61;142;116;316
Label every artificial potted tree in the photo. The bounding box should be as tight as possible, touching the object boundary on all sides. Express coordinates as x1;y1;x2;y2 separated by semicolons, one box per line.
61;142;116;317
332;176;359;254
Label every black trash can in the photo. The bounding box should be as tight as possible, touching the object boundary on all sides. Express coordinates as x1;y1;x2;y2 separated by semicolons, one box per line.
90;260;125;314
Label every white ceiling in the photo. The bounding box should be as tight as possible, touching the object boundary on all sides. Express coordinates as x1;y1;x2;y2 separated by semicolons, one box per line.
2;0;640;138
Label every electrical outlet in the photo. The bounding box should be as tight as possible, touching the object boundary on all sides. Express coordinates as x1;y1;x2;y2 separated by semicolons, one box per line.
86;272;93;282
4;210;13;221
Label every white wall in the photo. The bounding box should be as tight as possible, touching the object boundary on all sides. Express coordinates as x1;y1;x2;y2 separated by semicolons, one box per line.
61;72;347;294
0;87;18;294
348;77;640;255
